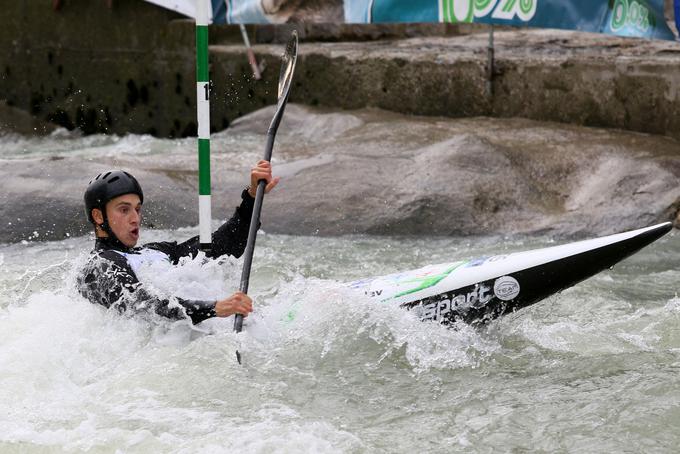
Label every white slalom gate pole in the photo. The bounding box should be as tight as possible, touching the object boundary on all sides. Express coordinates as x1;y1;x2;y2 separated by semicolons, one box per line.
196;0;211;250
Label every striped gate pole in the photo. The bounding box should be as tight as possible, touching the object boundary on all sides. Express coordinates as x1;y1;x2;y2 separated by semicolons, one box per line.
196;0;211;250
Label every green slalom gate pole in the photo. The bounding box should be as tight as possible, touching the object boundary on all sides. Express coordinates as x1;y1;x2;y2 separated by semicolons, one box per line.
196;0;211;250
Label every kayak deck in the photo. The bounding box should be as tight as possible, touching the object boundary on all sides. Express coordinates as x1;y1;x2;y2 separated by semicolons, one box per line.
350;222;673;325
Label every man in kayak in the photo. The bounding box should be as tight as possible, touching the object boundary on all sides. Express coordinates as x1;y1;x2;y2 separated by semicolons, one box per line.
77;161;279;324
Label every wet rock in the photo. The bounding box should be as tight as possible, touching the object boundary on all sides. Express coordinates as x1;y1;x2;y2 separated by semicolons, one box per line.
262;105;680;238
0;104;678;243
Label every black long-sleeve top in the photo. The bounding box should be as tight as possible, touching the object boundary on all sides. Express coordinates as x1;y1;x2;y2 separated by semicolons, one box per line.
77;189;255;324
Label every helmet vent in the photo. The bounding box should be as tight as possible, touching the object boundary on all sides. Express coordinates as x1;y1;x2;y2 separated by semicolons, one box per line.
102;172;112;180
108;176;120;183
123;171;132;178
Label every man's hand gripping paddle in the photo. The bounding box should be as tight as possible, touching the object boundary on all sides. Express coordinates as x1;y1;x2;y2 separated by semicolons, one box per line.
234;31;298;364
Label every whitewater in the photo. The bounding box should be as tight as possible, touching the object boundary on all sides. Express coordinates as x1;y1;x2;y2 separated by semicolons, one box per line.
1;127;679;453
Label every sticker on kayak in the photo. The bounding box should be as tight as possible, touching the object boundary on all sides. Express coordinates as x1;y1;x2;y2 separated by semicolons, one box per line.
493;276;520;301
415;282;494;321
355;261;468;301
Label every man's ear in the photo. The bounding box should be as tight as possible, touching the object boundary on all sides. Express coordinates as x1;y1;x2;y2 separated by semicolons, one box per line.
92;208;104;225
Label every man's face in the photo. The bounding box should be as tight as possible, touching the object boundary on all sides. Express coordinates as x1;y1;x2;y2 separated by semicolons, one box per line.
101;193;142;247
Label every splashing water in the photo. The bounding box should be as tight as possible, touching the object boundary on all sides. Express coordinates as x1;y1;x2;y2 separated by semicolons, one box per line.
1;227;679;452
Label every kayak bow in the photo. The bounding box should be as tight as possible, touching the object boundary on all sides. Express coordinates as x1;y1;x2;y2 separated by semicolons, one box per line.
350;222;673;325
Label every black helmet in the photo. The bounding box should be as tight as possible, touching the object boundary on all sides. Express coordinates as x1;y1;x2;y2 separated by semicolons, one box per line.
84;170;144;224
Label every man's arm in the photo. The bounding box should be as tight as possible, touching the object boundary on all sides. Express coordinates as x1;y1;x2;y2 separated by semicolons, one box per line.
208;188;256;258
78;251;217;324
148;159;279;262
145;188;256;263
146;160;280;264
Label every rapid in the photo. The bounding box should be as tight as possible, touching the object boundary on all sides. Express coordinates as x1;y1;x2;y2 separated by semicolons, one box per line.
1;128;679;453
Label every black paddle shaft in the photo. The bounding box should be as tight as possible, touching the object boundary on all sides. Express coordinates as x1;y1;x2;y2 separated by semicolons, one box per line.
234;32;298;342
237;131;276;297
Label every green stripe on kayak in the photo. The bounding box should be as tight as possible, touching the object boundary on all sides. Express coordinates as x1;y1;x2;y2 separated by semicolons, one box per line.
387;262;467;301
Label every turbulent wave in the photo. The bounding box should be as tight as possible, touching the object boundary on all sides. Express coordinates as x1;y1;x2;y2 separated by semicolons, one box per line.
0;230;678;452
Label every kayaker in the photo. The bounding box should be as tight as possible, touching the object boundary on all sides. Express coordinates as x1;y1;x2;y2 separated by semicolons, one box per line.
77;161;279;324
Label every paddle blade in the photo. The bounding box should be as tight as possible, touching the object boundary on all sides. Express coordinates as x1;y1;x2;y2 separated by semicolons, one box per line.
277;31;298;103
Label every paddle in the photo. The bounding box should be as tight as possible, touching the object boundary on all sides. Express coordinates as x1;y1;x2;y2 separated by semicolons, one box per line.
234;31;298;364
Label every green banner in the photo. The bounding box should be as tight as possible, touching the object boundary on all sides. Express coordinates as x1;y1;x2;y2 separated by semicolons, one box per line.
345;0;677;41
207;0;679;41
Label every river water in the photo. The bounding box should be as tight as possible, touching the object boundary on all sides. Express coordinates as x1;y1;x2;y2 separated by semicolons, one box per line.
1;130;679;453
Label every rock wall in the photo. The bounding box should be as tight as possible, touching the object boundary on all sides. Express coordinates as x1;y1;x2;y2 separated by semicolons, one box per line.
1;0;202;137
2;1;680;141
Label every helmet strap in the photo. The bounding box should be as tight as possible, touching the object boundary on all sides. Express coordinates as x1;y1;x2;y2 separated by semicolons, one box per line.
95;206;130;250
99;210;115;237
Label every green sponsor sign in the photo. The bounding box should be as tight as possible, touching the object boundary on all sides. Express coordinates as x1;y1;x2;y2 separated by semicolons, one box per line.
345;0;677;40
149;0;679;41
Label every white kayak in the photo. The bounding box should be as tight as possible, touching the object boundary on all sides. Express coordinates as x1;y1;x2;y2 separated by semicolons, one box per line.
348;222;673;325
